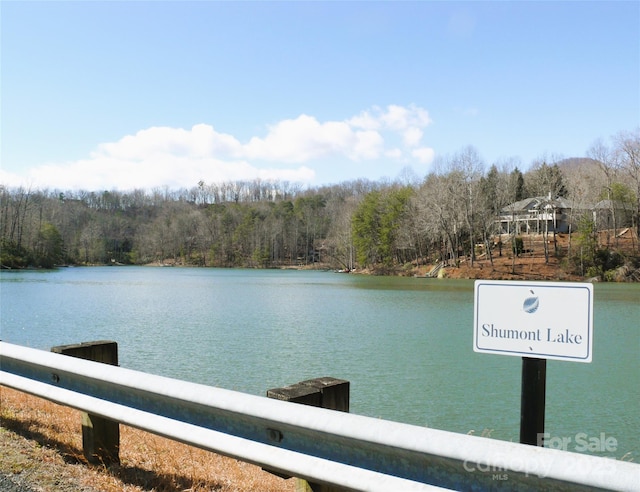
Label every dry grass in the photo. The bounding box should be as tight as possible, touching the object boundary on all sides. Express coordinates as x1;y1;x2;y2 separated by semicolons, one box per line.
0;386;295;492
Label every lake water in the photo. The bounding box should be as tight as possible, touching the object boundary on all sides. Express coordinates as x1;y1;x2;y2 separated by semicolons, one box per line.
1;266;638;459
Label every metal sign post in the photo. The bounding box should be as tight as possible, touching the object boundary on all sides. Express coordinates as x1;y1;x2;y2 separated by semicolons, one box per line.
519;357;546;446
473;280;593;446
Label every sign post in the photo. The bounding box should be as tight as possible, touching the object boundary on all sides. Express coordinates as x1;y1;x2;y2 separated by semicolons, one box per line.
473;280;593;446
520;357;546;446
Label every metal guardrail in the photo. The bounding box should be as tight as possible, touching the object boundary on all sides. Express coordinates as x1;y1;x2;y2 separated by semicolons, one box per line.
1;341;638;491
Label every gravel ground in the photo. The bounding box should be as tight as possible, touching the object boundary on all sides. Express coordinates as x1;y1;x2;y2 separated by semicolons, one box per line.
0;474;36;492
0;427;102;492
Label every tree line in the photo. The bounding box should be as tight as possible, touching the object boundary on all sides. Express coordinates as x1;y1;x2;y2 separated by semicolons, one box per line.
1;131;638;277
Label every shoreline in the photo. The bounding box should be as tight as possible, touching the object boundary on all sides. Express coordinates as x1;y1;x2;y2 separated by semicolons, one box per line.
5;229;640;283
8;259;635;283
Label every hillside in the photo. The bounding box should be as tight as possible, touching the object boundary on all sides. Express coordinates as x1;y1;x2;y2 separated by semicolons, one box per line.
412;229;639;282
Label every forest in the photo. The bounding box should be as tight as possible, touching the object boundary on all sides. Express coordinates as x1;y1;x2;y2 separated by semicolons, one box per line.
1;131;639;280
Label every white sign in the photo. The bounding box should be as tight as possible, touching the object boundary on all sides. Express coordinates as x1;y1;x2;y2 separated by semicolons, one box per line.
473;280;593;362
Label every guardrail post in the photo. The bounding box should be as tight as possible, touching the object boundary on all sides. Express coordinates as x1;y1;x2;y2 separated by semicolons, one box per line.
267;377;350;491
51;341;120;465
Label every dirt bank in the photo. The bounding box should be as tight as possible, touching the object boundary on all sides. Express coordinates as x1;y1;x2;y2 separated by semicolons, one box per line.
402;230;639;281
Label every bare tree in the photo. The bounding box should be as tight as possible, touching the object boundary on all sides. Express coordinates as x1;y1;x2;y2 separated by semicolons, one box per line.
415;172;462;267
588;138;621;247
324;194;358;270
446;146;485;266
615;129;640;250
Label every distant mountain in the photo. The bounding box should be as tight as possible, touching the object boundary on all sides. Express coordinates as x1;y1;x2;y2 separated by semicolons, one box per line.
555;157;601;171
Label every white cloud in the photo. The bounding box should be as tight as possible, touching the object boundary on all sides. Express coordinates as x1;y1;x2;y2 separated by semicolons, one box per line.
403;127;424;147
245;115;356;162
0;168;32;189
23;155;314;191
380;104;432;130
412;147;436;164
96;124;242;160
349;104;432;133
347;110;382;131
4;104;435;190
244;115;389;162
350;130;384;160
385;148;403;159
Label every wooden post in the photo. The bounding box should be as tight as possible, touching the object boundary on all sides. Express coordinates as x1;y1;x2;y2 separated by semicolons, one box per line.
267;377;350;492
51;341;120;465
520;357;546;446
268;377;349;412
298;377;350;412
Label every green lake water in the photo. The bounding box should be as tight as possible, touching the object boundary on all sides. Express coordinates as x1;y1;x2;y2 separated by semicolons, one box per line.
1;267;638;459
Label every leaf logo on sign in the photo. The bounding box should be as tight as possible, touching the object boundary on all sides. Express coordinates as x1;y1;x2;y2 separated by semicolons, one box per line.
523;289;539;314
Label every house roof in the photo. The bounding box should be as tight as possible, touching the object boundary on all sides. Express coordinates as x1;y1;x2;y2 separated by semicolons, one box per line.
501;196;573;214
593;199;632;210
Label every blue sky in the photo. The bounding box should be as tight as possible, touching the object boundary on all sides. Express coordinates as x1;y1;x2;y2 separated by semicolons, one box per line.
2;1;638;191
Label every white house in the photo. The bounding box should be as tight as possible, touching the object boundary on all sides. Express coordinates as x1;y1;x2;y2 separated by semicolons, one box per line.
498;196;573;235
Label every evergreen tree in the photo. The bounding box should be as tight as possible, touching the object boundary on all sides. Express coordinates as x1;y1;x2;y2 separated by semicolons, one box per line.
510;167;525;201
